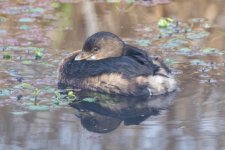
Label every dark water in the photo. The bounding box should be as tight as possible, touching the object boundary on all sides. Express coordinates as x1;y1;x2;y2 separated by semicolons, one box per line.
1;0;225;150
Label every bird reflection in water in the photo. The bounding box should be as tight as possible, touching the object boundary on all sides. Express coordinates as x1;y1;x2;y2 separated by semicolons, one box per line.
69;90;176;133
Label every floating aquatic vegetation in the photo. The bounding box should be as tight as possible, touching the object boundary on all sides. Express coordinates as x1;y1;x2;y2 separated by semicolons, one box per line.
176;47;192;55
11;111;29;115
15;82;32;89
136;39;151;47
28;7;45;13
2;6;45;15
164;58;177;65
34;48;44;59
20;25;32;30
53;90;62;105
0;89;10;97
199;78;217;84
33;88;41;106
3;52;12;59
162;38;188;49
19;18;35;23
200;48;217;54
186;31;210;40
22;60;33;65
158;29;173;37
158;18;174;28
41;62;53;67
158;20;181;37
190;59;206;65
67;91;76;102
27;105;49;111
0;46;44;52
43;86;56;93
182;27;192;33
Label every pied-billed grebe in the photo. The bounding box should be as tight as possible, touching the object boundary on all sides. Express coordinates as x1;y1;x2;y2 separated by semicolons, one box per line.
58;32;176;96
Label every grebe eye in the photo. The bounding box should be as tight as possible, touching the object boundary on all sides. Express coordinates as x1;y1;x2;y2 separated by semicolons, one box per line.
92;47;99;51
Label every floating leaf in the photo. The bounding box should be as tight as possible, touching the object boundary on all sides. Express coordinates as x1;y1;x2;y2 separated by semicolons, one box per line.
159;28;173;37
186;31;210;40
182;27;192;33
158;18;174;28
11;111;29;115
35;48;44;59
34;88;40;96
20;25;32;30
22;60;33;65
177;47;192;55
16;83;32;89
0;89;10;97
68;91;75;97
67;91;76;102
29;7;45;13
53;100;60;105
53;90;62;105
162;38;188;49
43;86;56;93
2;6;34;14
137;39;150;47
201;48;217;54
19;18;35;23
27;105;49;111
3;52;12;59
164;58;177;65
0;46;44;52
190;59;206;65
82;97;96;103
41;62;53;67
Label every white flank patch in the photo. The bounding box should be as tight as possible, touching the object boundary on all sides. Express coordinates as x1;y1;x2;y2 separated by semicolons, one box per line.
89;55;96;60
74;54;81;60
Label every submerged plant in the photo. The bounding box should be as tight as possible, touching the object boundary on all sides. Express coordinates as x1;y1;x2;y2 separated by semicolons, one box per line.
35;48;44;59
33;88;40;105
67;90;76;102
3;52;12;60
136;39;151;47
0;89;10;97
22;60;33;65
158;18;174;28
54;90;61;105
